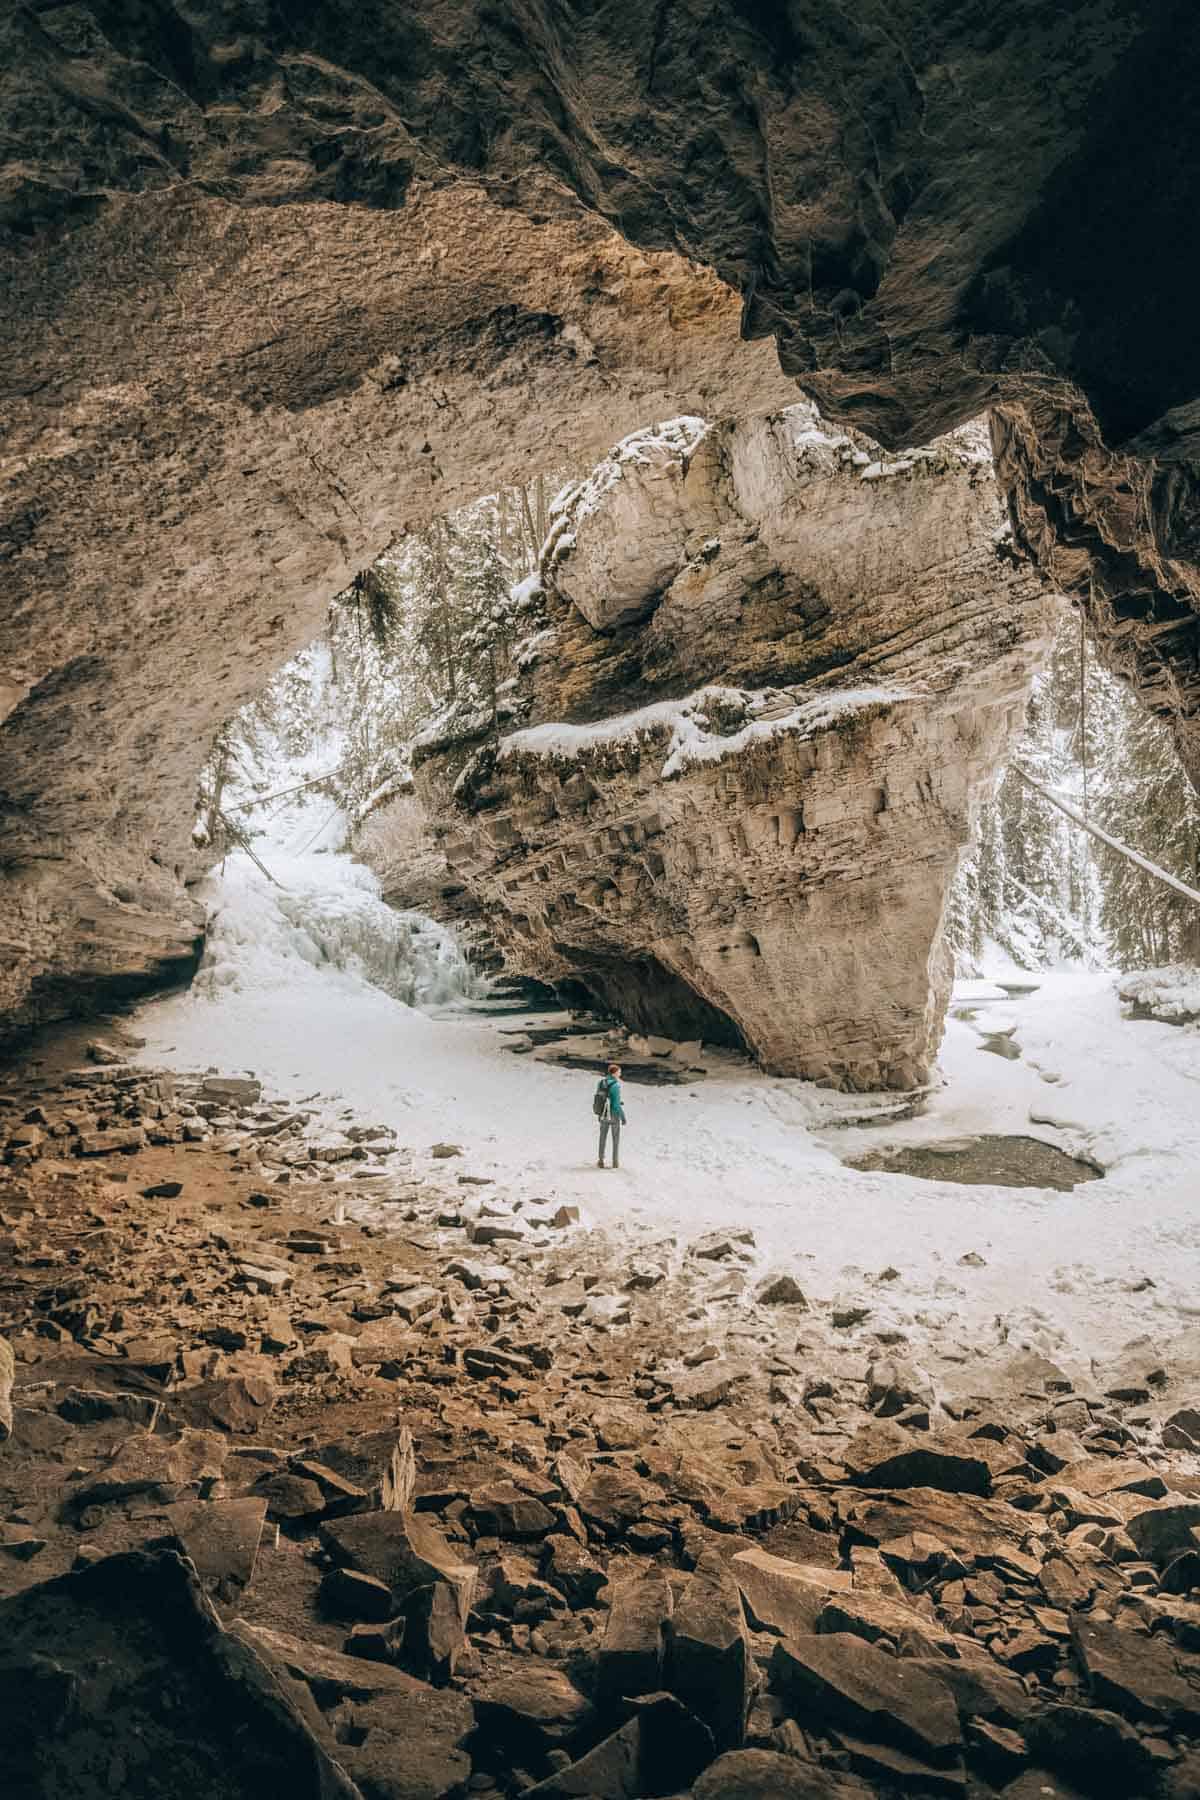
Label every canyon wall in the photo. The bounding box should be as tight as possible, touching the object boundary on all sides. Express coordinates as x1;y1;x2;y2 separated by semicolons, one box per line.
413;409;1054;1090
1;2;1198;1031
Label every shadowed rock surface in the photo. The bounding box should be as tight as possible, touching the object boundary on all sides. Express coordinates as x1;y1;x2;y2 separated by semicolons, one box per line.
2;2;1200;1034
414;409;1052;1088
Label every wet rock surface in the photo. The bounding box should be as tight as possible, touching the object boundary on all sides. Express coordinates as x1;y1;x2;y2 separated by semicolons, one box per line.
5;1041;1200;1797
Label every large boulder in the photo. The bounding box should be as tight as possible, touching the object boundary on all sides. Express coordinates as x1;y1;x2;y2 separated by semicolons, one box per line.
418;409;1051;1088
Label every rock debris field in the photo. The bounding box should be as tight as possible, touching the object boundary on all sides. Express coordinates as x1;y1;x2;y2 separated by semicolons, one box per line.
6;1024;1200;1800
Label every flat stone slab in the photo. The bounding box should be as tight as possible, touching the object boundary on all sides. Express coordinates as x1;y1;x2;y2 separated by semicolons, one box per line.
770;1631;962;1762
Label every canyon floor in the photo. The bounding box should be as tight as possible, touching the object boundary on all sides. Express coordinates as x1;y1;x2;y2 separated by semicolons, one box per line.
3;838;1200;1799
137;833;1200;1377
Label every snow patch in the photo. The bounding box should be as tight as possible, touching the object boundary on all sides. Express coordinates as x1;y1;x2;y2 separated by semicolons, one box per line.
1118;965;1200;1026
497;683;914;778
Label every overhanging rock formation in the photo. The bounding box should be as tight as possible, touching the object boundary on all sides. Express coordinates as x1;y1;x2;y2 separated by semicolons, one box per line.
415;410;1054;1090
2;2;1199;1036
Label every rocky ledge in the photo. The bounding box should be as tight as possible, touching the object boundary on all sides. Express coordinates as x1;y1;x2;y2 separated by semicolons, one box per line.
5;1050;1200;1798
412;409;1053;1090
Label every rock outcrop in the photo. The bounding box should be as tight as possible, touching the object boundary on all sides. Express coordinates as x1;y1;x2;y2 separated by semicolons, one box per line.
1;2;1198;1031
414;409;1053;1089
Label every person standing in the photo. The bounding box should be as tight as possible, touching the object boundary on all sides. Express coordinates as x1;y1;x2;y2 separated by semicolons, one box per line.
595;1062;626;1169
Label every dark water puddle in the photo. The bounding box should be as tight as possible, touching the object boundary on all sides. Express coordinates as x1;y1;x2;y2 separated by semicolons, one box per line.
847;1133;1103;1190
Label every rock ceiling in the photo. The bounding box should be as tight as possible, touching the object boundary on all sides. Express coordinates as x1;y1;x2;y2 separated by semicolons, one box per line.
1;2;1197;1036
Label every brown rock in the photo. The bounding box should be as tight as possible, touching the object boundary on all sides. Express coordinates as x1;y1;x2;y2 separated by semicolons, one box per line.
598;1571;674;1707
333;1688;473;1800
543;1535;607;1608
769;1632;962;1762
165;1497;269;1598
403;1576;469;1678
0;1336;11;1442
666;1555;752;1753
469;1653;596;1753
578;1465;656;1539
321;1509;477;1616
692;1748;871;1799
843;1422;994;1496
833;1733;967;1796
253;1472;325;1520
1163;1407;1200;1451
730;1545;850;1638
1026;1702;1157;1796
1071;1615;1200;1728
320;1567;396;1622
467;1481;557;1540
1126;1500;1200;1564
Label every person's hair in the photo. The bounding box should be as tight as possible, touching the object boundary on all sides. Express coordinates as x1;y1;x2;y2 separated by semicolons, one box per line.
607;1062;620;1074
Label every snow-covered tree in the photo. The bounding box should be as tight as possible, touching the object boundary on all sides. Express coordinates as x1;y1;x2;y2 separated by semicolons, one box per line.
949;606;1200;972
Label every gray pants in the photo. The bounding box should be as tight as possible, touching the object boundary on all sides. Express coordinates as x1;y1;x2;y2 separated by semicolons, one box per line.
598;1116;621;1166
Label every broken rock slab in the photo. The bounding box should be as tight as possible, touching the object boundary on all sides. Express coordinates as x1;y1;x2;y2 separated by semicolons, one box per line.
730;1545;850;1638
842;1421;994;1496
232;1620;431;1706
0;1334;13;1440
0;1551;359;1800
334;1689;473;1800
321;1508;477;1616
525;1692;713;1798
692;1749;872;1799
1070;1615;1200;1730
598;1569;674;1707
165;1496;270;1600
666;1553;752;1753
770;1632;962;1763
468;1652;596;1759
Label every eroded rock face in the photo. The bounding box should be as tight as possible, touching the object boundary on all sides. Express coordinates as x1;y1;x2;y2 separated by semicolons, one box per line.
414;410;1053;1089
2;2;1199;1030
0;112;790;1034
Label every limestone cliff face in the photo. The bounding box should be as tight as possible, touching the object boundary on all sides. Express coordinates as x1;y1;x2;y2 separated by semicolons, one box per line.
1;2;1197;1030
414;410;1054;1090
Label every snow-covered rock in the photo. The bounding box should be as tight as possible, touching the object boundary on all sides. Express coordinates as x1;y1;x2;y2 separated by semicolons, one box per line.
1118;965;1200;1026
415;404;1053;1091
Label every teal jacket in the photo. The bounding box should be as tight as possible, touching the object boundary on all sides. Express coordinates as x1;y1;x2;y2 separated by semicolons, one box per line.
602;1075;626;1124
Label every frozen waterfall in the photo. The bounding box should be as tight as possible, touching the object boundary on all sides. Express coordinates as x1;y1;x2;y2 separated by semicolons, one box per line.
189;844;483;1011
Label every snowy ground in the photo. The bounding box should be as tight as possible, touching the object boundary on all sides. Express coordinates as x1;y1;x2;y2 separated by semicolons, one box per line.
138;827;1200;1379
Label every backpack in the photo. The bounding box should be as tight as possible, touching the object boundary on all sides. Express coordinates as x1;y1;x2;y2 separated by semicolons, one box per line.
592;1078;610;1119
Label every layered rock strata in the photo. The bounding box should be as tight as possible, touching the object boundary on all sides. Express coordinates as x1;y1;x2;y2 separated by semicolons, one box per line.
2;2;1200;1036
415;409;1053;1089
